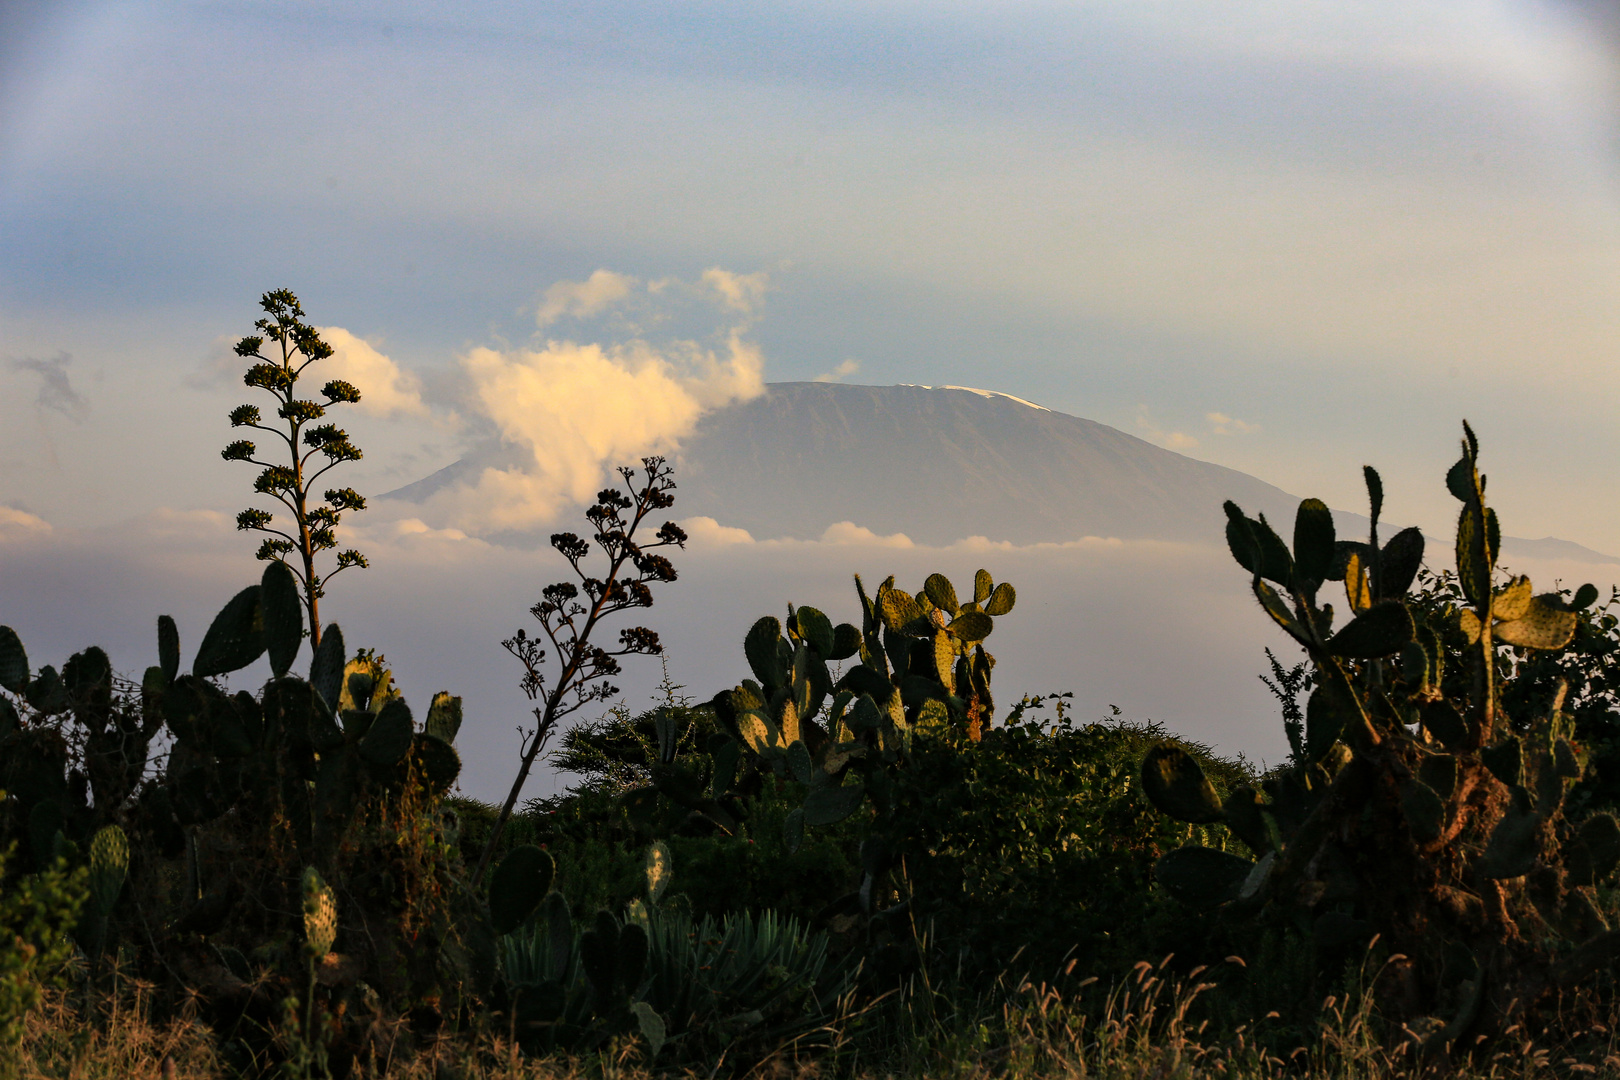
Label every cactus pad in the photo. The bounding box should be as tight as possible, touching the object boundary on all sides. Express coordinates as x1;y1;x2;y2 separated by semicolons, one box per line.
260;560;304;678
193;585;266;678
645;841;672;904
302;866;339;956
803;781;866;826
411;733;461;794
490;844;556;935
88;825;129;916
359;698;413;765
1140;746;1225;824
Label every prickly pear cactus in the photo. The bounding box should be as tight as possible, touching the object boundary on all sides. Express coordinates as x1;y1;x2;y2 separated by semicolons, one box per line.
1141;425;1620;1054
302;866;339;958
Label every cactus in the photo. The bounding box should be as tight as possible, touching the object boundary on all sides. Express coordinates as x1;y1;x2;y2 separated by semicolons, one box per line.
301;866;338;957
0;557;472;1017
698;568;1019;921
1141;427;1620;1052
489;844;556;936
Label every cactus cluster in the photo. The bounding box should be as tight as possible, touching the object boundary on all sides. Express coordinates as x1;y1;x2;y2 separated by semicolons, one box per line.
493;843;664;1055
664;569;1022;919
136;562;464;875
1141;426;1619;1053
0;559;467;1016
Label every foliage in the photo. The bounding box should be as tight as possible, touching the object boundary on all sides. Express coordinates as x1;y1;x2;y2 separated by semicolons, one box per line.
495;842;856;1065
476;457;688;886
891;701;1254;986
223;288;369;645
0;561;479;1075
0;837;86;1048
551;663;722;796
1141;426;1620;1058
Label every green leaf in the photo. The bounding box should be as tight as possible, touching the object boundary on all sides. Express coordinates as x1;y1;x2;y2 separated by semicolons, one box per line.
1455;508;1490;609
1378;527;1425;598
1419;696;1470;748
1293;498;1336;584
984;582;1016;617
1305;680;1358;762
260;560;304;679
737;711;782;757
1479;804;1542;879
412;733;461;794
932;633;956;696
1494;597;1578;651
1140;746;1225;824
796;606;835;657
974;569;993;604
1224;503;1293;585
744;616;784;690
1222;786;1274;855
309;623;345;710
359;698;413;765
924;573;960;616
0;627;29;694
1253;580;1311;647
1325;601;1414;658
1363;466;1384;525
710;735;740;794
631;1002;666;1059
157;616;180;686
424;691;462;743
489;845;555;935
786;740;813;785
881;588;924;632
783;807;805;855
1492;576;1533;621
1446;454;1476;503
803;782;866;826
829;623;862;661
949;610;994;643
1481;737;1522;788
193;585;266;678
1574;583;1601;610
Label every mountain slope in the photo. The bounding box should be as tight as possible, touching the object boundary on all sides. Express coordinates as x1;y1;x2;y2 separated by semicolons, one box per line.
385;382;1616;560
665;383;1299;543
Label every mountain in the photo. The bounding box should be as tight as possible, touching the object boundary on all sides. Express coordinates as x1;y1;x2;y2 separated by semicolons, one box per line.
384;382;1617;560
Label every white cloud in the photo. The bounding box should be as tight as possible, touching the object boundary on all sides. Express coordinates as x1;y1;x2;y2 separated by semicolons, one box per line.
0;506;51;543
318;327;430;419
820;521;914;548
814;358;861;383
700;268;770;316
425;330;765;533
1206;411;1260;436
1136;406;1198;451
536;270;637;328
679;516;756;546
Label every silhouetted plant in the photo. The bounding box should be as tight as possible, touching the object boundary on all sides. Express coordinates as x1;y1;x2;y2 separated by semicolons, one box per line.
222;288;368;647
473;456;687;886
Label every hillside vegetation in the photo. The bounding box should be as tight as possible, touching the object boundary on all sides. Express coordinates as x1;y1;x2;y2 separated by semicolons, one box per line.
6;313;1620;1079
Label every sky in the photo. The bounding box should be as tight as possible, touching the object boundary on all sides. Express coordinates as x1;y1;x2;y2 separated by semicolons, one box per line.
4;0;1620;794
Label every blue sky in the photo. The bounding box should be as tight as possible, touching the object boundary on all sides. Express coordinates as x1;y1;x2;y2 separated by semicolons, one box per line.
4;1;1620;784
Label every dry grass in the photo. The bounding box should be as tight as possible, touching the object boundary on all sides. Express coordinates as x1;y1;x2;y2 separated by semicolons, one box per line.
12;960;1620;1080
